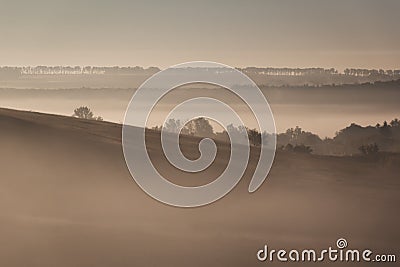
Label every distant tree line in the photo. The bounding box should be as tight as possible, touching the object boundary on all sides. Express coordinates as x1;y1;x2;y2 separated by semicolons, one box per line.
153;117;400;156
0;66;160;76
153;118;271;147
276;119;400;156
239;67;338;76
1;66;399;77
2;66;400;87
239;67;400;77
343;68;400;77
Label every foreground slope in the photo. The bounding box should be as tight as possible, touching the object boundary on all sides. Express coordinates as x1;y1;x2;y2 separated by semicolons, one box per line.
0;108;399;266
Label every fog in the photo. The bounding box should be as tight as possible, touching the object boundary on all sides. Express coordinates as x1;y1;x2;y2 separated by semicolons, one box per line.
1;84;399;137
1;107;399;267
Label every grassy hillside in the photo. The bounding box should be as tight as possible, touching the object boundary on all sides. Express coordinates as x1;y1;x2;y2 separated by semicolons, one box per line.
0;108;399;267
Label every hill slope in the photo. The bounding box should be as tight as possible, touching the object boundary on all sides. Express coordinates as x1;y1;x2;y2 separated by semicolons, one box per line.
0;108;399;266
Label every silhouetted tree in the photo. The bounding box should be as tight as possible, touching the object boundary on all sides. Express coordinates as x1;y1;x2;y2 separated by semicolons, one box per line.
247;128;261;146
190;118;214;137
161;118;214;137
73;106;102;121
73;106;93;119
390;118;399;127
164;119;182;133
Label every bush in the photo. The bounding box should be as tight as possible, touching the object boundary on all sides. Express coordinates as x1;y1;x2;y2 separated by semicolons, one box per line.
359;143;379;156
283;143;313;154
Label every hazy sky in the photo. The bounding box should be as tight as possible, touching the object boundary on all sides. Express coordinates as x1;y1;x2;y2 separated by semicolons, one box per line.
1;0;399;69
